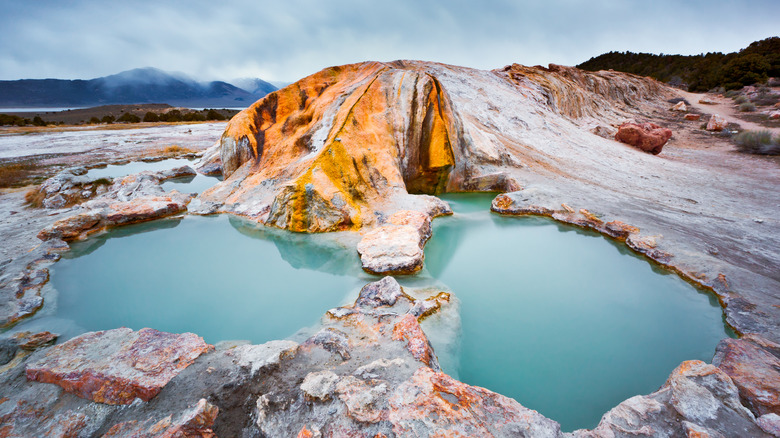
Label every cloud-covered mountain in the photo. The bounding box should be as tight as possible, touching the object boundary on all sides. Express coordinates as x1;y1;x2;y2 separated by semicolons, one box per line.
0;67;277;108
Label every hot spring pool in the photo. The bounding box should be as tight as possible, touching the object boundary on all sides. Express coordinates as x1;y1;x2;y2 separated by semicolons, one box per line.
26;193;730;431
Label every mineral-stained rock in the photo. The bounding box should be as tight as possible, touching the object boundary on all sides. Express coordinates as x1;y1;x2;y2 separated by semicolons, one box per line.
357;210;434;275
614;122;673;154
392;313;436;366
37;194;190;241
604;220;640;240
671;101;687;111
685;113;702;121
707;114;728;131
388;367;562;437
355;276;406;308
301;370;340;401
198;60;672;234
194;142;223;176
26;327;212;404
102;398;218;437
769;111;780;120
712;335;780;416
13;331;58;351
573;360;769;437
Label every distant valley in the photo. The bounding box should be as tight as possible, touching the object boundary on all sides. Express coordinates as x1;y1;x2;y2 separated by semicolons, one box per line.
0;67;278;108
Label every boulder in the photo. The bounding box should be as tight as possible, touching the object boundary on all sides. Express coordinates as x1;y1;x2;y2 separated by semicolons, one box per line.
769;111;780;120
685;113;701;121
614;122;672;154
713;335;780;417
26;328;212;404
707;114;728;131
699;96;717;104
356;211;433;275
573;360;768;437
671;101;687;111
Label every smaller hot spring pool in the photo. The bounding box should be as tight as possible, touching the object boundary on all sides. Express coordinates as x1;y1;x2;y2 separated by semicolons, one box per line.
38;215;370;344
421;193;733;431
86;158;221;194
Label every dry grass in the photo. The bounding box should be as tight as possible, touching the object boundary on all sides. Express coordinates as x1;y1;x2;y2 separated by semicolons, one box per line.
0;161;41;188
24;187;46;207
162;145;196;155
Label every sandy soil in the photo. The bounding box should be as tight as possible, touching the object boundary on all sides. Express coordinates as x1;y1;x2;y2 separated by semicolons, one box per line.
677;90;780;135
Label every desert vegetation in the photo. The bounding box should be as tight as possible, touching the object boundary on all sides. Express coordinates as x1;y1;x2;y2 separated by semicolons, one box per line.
732;130;780;155
579;36;780;91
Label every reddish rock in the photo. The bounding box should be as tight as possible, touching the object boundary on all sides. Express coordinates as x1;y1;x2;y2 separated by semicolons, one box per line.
392;314;435;366
13;331;58;351
388;367;562;436
712;335;780;416
104;196;188;226
706;114;728;131
26;328;212;404
38;195;189;242
614;122;672;155
769;111;780;120
604;220;640;240
103;398;218;438
684;113;701;121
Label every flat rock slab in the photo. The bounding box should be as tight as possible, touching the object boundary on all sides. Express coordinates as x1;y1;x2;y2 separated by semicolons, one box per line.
356;210;432;275
26;327;212;404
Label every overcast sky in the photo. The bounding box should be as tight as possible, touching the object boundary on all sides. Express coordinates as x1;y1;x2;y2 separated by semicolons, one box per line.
1;0;778;83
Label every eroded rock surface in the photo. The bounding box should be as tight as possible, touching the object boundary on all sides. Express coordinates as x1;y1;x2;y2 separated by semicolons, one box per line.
573;361;770;437
26;328;212;404
199;61;673;235
713;335;780;417
35;168;196;242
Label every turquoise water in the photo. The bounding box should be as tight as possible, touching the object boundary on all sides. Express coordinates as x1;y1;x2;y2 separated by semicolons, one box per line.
424;193;731;431
48;215;367;344
86;158;221;194
37;193;730;431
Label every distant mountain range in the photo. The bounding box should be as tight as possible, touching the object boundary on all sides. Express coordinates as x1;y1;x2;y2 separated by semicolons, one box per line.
0;67;279;108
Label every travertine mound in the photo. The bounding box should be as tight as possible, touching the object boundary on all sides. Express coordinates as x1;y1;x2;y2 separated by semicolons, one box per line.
200;61;673;233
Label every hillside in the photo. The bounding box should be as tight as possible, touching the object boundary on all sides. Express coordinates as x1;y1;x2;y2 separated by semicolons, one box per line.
0;67;277;108
577;36;780;91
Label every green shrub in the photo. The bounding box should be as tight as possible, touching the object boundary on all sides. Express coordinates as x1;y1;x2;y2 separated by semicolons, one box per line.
101;115;115;124
739;102;756;112
206;109;226;120
733;130;780;155
88;117;101;124
143;112;160;122
724;90;740;98
117;113;141;123
734;95;748;104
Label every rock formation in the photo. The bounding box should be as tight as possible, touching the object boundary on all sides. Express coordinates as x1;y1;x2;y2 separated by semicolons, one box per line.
614;122;673;154
707;114;728;131
199;61;673;237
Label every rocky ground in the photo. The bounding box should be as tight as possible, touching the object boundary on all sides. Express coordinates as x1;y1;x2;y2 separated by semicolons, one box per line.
0;61;778;436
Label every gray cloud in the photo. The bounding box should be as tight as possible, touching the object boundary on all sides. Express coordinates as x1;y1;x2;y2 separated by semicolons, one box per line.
1;0;778;82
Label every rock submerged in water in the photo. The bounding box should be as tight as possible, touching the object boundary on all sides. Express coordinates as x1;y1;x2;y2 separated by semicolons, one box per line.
614;122;672;154
25;327;212;404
